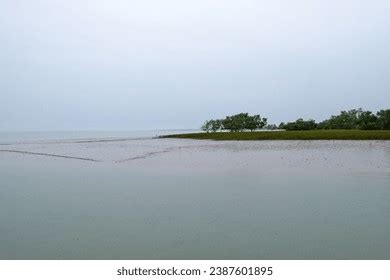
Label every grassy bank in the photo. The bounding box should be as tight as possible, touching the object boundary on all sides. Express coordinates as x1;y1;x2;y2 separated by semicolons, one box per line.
160;130;390;140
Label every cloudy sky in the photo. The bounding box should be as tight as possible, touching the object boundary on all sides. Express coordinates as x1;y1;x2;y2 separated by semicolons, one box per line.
1;0;389;131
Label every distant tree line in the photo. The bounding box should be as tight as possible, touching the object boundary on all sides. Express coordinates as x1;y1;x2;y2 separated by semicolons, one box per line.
279;108;390;131
202;108;390;132
202;113;267;132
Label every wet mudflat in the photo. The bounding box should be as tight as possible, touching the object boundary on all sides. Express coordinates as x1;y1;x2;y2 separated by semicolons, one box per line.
1;133;389;259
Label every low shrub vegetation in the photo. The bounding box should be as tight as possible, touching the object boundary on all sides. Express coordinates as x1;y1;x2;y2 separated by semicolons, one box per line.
161;130;390;140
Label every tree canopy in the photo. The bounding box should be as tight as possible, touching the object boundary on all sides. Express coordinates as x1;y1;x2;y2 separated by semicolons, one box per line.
202;108;390;132
279;119;317;131
279;108;390;131
377;109;390;130
202;113;267;132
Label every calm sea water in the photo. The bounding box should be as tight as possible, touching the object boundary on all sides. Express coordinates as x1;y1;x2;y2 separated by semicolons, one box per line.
0;131;389;259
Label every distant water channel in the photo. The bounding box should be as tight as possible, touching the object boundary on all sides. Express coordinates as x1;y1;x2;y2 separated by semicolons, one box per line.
0;131;389;259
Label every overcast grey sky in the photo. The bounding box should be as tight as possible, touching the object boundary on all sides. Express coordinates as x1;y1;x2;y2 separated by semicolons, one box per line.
1;0;389;131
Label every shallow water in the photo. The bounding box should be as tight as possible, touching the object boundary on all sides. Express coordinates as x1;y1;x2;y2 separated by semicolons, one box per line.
0;131;389;259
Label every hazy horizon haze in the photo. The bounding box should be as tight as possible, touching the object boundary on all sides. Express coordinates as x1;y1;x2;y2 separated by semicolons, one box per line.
1;0;389;131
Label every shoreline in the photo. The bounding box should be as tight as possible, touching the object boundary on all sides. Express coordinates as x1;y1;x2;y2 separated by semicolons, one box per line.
160;130;390;141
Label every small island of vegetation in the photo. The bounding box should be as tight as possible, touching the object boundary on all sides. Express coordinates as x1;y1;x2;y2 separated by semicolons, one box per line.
161;108;390;140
